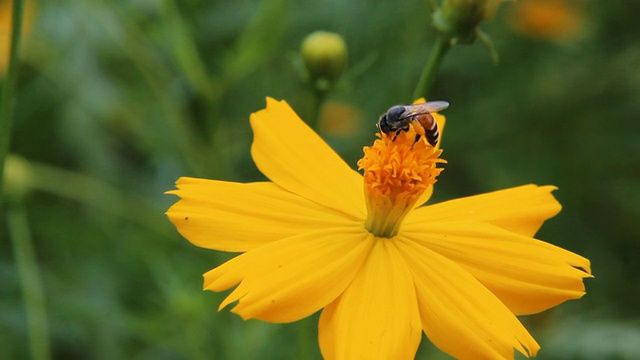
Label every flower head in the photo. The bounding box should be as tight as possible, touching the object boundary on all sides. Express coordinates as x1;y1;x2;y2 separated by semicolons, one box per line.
433;0;505;44
301;31;348;87
0;0;35;76
166;98;592;359
358;125;445;238
509;0;585;41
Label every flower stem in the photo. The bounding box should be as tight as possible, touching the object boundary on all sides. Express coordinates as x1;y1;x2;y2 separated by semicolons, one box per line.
309;87;326;130
0;0;25;205
8;203;52;360
412;36;451;100
6;155;174;239
296;317;313;359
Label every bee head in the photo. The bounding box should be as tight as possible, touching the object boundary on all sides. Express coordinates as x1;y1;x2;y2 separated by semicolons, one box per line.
385;106;406;122
377;105;405;134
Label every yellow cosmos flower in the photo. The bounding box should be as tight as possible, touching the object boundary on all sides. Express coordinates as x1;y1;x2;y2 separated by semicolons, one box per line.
0;0;35;75
166;98;592;359
509;0;585;41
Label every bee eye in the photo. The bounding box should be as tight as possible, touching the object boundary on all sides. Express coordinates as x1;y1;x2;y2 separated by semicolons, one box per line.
386;106;405;121
378;119;391;133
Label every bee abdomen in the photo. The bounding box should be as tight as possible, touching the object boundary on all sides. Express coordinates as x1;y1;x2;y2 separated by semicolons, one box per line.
425;128;439;146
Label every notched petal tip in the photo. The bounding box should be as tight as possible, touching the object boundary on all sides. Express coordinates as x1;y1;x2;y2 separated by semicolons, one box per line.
402;221;593;315
220;288;247;313
398;238;540;360
165;177;203;196
574;261;594;278
201;228;373;323
166;178;362;252
406;183;564;238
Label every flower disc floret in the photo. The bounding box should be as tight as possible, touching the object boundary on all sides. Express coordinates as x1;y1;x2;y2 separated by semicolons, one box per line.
358;126;446;237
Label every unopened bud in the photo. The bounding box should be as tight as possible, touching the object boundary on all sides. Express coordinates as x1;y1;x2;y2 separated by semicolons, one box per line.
4;155;33;200
433;0;502;44
300;31;348;85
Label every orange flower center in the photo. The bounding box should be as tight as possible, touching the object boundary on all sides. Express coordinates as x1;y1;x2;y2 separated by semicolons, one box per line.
357;125;446;238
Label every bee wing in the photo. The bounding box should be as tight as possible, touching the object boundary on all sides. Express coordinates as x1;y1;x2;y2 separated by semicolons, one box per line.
401;101;449;118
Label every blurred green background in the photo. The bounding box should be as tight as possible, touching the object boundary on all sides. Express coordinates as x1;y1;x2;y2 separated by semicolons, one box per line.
1;0;639;359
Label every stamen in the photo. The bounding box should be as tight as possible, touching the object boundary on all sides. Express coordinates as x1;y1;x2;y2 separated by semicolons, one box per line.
358;124;445;238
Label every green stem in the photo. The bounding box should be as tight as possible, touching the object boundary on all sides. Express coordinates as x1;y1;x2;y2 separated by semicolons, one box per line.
295;317;313;359
6;155;174;240
0;0;25;205
88;0;216;178
309;88;326;130
159;0;218;102
8;203;52;360
412;36;451;100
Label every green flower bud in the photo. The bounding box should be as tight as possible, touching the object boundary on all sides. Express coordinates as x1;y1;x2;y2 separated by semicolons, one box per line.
432;0;502;44
300;31;348;85
3;155;33;200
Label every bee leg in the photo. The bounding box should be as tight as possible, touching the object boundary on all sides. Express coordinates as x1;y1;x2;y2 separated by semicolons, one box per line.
410;134;422;149
392;129;403;141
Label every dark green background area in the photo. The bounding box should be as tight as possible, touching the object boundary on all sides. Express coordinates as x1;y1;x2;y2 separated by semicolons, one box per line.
2;1;639;359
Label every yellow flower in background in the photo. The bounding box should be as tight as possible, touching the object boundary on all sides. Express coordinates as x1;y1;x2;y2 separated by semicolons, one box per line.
0;0;35;75
0;0;12;73
317;101;362;137
509;0;585;41
166;98;592;359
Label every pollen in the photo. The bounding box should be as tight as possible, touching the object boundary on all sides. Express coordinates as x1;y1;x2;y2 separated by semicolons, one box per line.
358;125;446;238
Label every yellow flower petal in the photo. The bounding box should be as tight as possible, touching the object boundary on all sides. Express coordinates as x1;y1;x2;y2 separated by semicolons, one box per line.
397;237;540;360
250;98;365;218
318;239;422;360
166;177;360;252
402;221;592;315
203;227;373;323
405;184;561;237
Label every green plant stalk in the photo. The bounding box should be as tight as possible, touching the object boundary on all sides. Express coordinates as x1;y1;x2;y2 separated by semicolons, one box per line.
8;204;52;360
0;0;25;204
6;155;174;240
90;0;216;178
296;316;313;359
158;0;218;102
309;87;327;130
412;36;451;100
3;3;49;358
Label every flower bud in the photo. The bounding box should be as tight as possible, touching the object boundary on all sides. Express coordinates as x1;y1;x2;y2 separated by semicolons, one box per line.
432;0;502;44
4;155;33;200
300;31;348;85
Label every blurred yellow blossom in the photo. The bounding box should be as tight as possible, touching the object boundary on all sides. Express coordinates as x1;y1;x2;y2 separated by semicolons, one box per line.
509;0;585;41
0;0;34;76
317;101;362;137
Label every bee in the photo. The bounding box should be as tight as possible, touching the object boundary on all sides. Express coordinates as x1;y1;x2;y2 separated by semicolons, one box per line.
377;101;449;146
